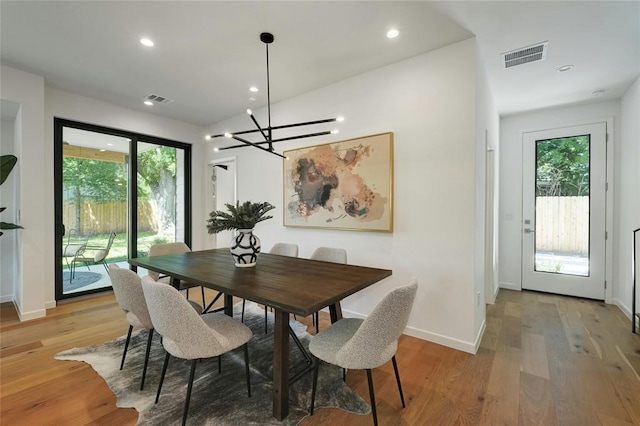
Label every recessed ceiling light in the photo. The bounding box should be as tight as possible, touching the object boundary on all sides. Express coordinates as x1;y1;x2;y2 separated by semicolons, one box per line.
107;143;114;147
592;89;606;96
144;100;153;106
248;96;256;102
386;29;399;39
557;65;574;72
140;38;154;47
249;86;259;93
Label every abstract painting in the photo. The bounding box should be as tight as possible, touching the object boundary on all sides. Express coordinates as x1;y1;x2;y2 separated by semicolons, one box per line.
283;132;393;232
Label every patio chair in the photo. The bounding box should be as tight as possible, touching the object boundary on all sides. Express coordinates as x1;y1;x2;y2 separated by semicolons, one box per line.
62;228;88;278
71;232;116;279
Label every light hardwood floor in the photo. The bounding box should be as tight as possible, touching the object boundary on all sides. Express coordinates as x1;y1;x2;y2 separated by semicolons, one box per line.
1;289;639;425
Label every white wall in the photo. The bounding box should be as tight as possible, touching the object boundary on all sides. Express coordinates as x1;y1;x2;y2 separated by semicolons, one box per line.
1;114;18;302
499;100;621;299
205;39;486;353
474;39;500;339
616;78;640;319
0;65;46;319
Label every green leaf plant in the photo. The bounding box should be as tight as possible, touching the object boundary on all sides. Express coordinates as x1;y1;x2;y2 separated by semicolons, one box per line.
206;201;275;234
1;155;24;236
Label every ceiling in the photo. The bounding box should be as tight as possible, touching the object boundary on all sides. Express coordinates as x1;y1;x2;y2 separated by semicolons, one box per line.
1;1;638;127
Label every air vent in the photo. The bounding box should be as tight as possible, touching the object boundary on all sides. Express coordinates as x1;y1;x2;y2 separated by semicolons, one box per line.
143;94;174;105
502;41;548;68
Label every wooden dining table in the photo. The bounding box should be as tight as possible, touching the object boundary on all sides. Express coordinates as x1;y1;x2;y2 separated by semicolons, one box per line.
129;248;392;420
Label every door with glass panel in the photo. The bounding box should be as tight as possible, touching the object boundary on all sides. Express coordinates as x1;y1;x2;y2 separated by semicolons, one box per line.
522;123;607;300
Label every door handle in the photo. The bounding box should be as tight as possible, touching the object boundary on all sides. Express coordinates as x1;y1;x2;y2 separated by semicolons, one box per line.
524;228;535;234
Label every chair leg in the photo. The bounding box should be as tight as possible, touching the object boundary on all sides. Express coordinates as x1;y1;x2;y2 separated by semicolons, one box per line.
156;351;170;404
392;355;406;408
241;299;246;323
186;288;190;299
200;286;206;308
315;312;320;333
309;356;320;415
182;359;198;426
343;368;346;382
264;306;268;334
243;343;251;397
120;325;133;370
366;369;378;426
140;329;154;390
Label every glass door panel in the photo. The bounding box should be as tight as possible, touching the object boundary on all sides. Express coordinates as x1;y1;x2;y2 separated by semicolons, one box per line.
60;127;129;296
135;142;186;257
534;135;590;276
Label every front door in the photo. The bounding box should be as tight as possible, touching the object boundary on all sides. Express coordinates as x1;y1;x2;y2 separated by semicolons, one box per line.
522;122;607;300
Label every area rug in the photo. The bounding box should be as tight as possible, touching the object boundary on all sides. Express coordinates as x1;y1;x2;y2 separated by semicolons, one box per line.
55;301;370;425
62;270;103;292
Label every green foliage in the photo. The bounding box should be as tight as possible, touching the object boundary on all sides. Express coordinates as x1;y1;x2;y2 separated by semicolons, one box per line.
63;156;128;201
137;146;176;190
0;154;23;236
536;136;589;196
206;201;275;234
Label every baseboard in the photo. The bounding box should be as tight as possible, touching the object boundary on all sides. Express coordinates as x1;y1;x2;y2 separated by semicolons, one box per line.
0;294;13;303
44;300;57;309
499;281;520;291
493;284;500;301
473;319;486;354
342;308;478;354
14;301;46;321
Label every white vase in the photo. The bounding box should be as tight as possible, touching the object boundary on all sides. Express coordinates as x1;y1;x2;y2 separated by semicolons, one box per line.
230;229;261;267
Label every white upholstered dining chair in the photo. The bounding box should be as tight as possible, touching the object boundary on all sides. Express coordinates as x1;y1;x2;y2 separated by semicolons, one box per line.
141;276;253;426
108;264;202;391
308;246;348;332
308;279;418;426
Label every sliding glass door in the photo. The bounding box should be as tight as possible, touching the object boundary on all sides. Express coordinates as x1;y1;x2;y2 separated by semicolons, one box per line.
54;119;191;300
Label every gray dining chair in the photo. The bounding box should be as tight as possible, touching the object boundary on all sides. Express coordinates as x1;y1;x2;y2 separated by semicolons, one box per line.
141;275;253;426
148;242;212;308
309;279;418;426
108;264;202;391
244;242;300;333
309;247;348;332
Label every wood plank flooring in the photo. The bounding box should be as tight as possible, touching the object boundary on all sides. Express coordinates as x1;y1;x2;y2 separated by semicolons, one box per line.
1;289;639;425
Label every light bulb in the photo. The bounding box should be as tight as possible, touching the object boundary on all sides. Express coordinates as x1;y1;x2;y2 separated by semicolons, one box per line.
331;129;339;134
213;147;219;152
224;132;232;138
205;135;211;140
336;116;345;122
246;109;253;115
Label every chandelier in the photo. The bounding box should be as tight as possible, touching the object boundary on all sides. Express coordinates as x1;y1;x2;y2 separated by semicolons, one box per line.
207;32;343;159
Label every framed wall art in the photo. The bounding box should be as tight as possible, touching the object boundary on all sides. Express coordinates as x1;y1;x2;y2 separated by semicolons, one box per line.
283;132;393;232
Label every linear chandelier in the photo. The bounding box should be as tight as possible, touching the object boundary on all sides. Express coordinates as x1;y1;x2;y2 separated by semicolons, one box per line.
206;32;343;159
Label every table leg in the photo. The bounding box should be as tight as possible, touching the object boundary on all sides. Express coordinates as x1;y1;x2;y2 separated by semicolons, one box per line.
329;302;343;323
169;277;181;290
273;309;289;420
224;294;233;317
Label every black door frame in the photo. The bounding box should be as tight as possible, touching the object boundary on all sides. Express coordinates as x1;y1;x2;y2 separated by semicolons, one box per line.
54;118;192;301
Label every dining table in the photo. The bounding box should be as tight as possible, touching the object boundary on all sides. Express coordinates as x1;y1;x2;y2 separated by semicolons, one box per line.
129;247;392;420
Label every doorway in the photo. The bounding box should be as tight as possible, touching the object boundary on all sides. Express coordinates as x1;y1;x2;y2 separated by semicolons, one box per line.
54;119;192;300
522;122;607;300
208;158;237;249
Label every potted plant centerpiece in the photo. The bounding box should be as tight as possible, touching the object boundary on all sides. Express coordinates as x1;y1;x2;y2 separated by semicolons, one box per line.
206;201;275;267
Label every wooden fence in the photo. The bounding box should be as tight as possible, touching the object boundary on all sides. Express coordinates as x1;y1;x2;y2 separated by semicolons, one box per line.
63;200;158;235
535;196;589;254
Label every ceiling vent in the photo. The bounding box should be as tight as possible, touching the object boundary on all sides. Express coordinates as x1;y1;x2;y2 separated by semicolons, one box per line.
502;41;548;69
143;94;174;105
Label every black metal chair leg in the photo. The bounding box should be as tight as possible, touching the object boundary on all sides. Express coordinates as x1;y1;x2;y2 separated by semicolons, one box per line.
186;288;190;299
182;359;197;426
343;368;346;382
140;328;154;390
201;286;206;308
264;306;268;334
315;312;319;333
243;343;251;397
309;356;320;415
120;325;133;370
156;352;170;404
241;299;246;323
392;355;406;408
366;369;378;426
